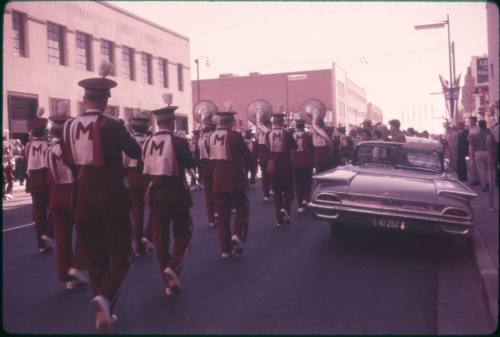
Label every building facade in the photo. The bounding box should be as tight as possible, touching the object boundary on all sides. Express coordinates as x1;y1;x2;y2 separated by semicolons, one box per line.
486;2;499;119
366;102;383;124
3;1;193;141
192;63;374;130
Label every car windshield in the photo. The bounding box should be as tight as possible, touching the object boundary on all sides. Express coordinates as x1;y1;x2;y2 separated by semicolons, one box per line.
353;143;443;173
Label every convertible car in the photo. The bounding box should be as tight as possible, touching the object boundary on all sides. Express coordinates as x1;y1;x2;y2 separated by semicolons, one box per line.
309;137;477;238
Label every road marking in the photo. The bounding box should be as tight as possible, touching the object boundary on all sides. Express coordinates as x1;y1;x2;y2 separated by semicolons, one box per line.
3;223;34;233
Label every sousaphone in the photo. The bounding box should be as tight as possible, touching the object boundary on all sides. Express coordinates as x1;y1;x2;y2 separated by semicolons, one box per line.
193;100;218;128
301;98;331;146
247;99;273;134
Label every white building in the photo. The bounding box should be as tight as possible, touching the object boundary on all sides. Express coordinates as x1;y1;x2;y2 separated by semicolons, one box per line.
3;1;193;142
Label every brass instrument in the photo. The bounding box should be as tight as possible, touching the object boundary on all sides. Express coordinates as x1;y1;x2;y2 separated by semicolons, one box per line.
247;99;273;134
193;100;218;128
301;98;331;147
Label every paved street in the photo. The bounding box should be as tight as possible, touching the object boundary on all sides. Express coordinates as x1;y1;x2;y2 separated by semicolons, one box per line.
2;181;492;334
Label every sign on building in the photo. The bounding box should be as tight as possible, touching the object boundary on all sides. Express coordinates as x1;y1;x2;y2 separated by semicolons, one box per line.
474;57;489;87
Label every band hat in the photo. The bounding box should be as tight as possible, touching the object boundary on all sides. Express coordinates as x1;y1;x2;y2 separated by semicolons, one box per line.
152;93;179;122
78;61;117;98
130;109;151;127
271;103;286;119
28;107;48;130
48;101;70;124
215;101;237;123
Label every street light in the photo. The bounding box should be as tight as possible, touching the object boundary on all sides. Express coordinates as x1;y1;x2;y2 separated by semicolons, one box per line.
414;14;458;121
194;56;210;104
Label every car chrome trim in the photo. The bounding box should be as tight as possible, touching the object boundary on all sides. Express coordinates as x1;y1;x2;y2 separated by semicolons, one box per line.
344;192;434;205
438;190;477;199
308;202;474;226
314;192;341;204
441;206;470;219
315;213;340;220
440;225;471;235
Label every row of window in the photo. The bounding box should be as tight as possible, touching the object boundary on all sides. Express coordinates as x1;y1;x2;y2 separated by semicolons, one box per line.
50;97;142;119
11;10;184;91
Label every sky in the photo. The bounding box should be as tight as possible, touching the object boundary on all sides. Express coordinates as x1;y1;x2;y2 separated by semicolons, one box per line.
111;1;488;134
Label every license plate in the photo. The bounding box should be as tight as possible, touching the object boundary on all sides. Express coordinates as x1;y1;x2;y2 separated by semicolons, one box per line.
372;218;405;230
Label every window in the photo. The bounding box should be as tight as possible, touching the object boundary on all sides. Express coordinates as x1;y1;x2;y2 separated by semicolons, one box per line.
100;39;115;75
337;81;345;98
122;46;135;80
177;63;184;91
105;105;119;119
49;98;70;116
141;52;153;84
158;58;169;88
12;10;27;57
124;107;134;121
76;31;92;71
47;22;65;65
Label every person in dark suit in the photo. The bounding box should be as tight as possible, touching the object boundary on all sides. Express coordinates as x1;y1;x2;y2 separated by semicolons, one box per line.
209;103;255;258
142;94;195;296
63;64;142;333
456;121;469;181
266;109;298;226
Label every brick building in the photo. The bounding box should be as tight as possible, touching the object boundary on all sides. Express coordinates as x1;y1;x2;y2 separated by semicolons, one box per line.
192;63;377;130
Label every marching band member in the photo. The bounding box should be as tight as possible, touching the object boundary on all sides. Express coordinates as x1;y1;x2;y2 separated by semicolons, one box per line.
312;118;333;173
257;119;273;200
198;120;217;227
123;110;154;256
291;115;314;213
209;102;254;257
266;107;298;226
189;130;201;191
46;103;87;290
244;129;258;186
143;93;195;295
25;108;53;252
63;62;142;333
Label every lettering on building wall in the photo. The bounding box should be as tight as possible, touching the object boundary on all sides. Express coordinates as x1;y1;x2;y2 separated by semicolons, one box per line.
67;4;164;47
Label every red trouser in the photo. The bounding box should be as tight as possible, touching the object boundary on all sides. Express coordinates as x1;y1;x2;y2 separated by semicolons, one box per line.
258;162;271;197
214;191;249;253
52;205;85;281
31;191;52;248
77;209;132;307
293;167;313;207
271;174;294;224
129;188;147;254
150;208;193;288
201;175;215;223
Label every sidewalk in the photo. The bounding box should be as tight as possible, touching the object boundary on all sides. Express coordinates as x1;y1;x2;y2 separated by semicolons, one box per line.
469;183;498;328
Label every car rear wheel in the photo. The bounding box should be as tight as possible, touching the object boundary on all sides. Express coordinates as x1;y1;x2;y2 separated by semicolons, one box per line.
330;222;344;237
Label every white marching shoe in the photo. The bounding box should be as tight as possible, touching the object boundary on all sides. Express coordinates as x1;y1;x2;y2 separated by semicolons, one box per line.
231;235;243;255
164;267;181;290
91;295;113;334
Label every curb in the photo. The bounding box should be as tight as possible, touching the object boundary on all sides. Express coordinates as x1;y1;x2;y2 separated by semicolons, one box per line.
472;225;498;330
